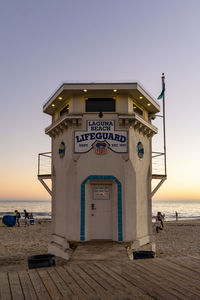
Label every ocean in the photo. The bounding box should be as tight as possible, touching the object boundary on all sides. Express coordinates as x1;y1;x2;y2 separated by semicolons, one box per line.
0;199;199;221
0;200;51;219
152;200;200;221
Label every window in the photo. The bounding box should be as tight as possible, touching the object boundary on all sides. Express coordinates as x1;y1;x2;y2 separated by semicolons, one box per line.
133;103;143;117
93;187;110;200
60;104;69;116
137;141;144;159
86;98;115;112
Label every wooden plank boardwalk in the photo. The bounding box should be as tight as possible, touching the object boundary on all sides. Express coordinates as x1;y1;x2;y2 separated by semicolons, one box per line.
0;256;200;299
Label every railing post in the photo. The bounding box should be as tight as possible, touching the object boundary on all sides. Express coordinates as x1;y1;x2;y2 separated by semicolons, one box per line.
38;153;40;176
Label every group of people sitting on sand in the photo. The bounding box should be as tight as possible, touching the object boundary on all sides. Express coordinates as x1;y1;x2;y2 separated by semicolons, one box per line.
14;209;34;227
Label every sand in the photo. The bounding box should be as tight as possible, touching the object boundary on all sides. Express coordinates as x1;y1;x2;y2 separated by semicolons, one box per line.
154;219;200;258
0;218;200;271
0;219;52;271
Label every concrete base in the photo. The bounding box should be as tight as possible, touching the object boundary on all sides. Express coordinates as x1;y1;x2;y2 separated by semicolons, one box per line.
48;233;156;262
48;234;73;261
127;241;156;260
137;242;156;252
48;242;72;261
69;241;131;263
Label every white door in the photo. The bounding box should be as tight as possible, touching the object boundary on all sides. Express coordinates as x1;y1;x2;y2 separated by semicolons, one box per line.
91;185;112;239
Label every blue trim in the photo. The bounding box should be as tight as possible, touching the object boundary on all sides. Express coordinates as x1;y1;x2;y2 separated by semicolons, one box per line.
80;175;123;241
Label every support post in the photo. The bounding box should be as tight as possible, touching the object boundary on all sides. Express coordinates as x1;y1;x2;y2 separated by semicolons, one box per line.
38;177;52;196
162;73;167;177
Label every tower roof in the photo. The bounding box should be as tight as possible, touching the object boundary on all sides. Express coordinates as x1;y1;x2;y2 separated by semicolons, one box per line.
43;82;160;115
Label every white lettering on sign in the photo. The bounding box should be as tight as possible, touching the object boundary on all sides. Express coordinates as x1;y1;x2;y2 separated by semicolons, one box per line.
74;120;128;153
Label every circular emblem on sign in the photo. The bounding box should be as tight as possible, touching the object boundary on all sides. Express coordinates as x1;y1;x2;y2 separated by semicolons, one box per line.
93;141;108;155
137;141;144;159
59;141;65;158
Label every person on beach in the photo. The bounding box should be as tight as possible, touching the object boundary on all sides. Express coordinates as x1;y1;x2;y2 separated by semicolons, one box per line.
14;210;21;227
157;211;164;228
29;213;35;225
24;209;29;226
175;211;178;221
155;216;163;233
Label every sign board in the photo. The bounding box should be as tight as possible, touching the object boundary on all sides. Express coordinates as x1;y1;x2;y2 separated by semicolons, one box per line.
74;120;128;153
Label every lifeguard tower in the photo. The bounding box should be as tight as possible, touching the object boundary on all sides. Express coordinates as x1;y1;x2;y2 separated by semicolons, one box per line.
38;82;166;260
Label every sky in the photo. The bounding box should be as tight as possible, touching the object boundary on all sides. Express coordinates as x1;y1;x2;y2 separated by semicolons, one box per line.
0;0;200;201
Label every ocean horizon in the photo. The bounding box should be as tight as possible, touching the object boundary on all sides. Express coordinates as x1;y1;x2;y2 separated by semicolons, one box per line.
152;199;200;221
0;199;51;219
0;199;200;221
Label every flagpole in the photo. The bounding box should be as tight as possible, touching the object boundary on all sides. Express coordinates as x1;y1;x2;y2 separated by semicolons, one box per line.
162;73;167;177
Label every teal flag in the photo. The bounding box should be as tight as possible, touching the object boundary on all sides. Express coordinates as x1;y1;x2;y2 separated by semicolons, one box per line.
157;84;165;100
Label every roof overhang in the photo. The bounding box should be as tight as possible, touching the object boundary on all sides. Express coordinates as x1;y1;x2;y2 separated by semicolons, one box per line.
43;82;160;115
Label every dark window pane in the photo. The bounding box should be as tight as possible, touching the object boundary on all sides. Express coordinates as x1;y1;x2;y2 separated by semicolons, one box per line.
133;104;143;116
60;104;69;116
86;98;115;112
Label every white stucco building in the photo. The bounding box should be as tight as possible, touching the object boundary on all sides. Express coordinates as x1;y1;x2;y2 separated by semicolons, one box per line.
39;82;161;260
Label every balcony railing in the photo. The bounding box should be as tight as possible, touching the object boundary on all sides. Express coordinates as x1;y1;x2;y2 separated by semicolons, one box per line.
38;152;51;178
152;151;166;178
38;151;166;178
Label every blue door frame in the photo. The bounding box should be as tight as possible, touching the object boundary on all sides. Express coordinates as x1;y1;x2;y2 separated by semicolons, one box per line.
80;175;123;241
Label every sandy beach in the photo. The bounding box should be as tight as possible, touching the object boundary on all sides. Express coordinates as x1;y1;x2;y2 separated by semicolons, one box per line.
0;219;200;272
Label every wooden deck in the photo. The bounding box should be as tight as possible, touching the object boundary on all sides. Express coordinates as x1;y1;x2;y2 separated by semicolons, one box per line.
0;256;200;299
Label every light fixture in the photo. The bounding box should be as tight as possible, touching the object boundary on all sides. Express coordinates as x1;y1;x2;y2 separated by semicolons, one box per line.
113;89;117;92
58;96;62;100
139;96;143;99
83;89;87;92
51;104;55;107
147;103;151;106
